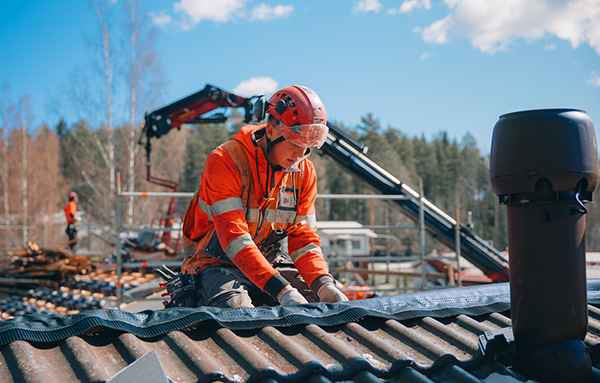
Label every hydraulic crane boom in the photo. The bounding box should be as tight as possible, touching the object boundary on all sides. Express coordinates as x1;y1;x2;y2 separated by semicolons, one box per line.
321;123;510;281
141;84;254;141
140;83;254;188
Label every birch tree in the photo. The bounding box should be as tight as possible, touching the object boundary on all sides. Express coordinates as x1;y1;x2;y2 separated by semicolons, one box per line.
92;0;116;200
13;96;33;246
0;83;14;250
52;0;170;237
0;84;13;230
54;0;118;233
0;93;62;249
122;0;165;226
20;122;28;245
28;126;64;247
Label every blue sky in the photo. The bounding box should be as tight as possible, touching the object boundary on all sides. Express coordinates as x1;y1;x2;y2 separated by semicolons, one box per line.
1;0;599;155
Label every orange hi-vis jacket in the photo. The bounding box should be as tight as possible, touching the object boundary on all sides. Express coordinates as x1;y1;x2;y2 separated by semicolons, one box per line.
64;201;77;224
181;125;332;299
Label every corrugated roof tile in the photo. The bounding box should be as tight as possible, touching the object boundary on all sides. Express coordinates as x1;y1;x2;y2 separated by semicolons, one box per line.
0;282;599;382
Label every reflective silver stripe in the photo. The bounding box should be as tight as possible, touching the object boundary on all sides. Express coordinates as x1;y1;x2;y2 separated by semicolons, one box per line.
198;198;246;222
263;209;297;224
295;214;317;228
246;208;296;224
290;243;322;262
247;208;260;223
198;198;211;220
209;197;243;216
225;233;254;260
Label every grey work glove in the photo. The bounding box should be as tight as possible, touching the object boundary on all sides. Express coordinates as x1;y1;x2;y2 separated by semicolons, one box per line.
317;281;349;303
278;287;309;306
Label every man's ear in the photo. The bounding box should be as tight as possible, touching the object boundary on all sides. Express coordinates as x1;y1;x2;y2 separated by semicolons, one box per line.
265;124;275;139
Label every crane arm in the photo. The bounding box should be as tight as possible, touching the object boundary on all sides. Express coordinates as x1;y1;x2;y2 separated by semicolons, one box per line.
139;84;254;190
140;83;254;141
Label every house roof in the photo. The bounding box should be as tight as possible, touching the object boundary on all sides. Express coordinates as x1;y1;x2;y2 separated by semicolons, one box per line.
1;281;600;382
317;221;378;238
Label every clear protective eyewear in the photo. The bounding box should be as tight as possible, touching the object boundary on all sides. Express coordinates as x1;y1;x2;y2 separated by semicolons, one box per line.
280;123;329;149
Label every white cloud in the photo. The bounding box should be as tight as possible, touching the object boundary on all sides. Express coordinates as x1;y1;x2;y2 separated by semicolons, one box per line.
588;71;600;87
233;77;279;97
354;0;383;13
389;0;432;15
418;17;453;45
169;0;293;28
174;0;248;24
150;11;172;28
418;0;600;55
419;51;433;60
250;4;294;21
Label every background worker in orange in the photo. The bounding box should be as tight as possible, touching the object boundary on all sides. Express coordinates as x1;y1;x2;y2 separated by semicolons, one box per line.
63;191;81;250
181;85;348;308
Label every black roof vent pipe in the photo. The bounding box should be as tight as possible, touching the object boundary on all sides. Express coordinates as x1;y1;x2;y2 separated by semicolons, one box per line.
489;109;599;382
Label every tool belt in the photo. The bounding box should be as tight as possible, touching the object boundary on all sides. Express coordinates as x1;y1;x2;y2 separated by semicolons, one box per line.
155;265;203;308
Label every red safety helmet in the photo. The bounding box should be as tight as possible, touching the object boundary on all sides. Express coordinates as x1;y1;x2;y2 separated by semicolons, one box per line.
69;191;77;200
266;86;328;149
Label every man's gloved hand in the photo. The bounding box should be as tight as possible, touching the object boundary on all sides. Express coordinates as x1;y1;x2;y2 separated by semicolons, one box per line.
317;281;349;303
278;287;309;306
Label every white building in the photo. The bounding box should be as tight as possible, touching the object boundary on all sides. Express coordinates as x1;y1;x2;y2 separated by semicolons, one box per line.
317;221;377;258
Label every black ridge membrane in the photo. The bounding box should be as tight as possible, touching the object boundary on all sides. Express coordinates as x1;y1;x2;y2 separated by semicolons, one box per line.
1;280;600;347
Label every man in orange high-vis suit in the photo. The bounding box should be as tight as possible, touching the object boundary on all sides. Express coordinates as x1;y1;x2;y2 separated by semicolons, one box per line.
64;191;81;250
181;85;348;308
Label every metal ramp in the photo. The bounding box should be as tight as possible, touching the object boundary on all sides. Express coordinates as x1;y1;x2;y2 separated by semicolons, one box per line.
321;122;510;282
